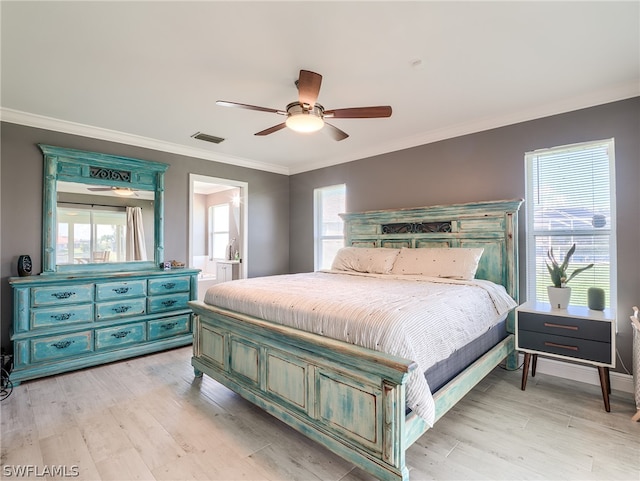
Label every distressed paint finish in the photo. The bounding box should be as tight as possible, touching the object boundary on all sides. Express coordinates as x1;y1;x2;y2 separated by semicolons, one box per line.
9;269;199;384
38;144;169;275
190;199;523;481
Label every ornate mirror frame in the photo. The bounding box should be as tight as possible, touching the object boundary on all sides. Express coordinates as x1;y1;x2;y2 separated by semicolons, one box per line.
40;144;168;274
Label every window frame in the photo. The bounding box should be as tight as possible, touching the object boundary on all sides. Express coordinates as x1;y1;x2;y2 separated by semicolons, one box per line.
524;138;617;308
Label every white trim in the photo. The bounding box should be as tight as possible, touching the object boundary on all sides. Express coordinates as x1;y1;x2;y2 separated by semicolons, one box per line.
288;83;640;175
188;174;249;280
0;108;289;176
3;82;638;177
518;353;634;394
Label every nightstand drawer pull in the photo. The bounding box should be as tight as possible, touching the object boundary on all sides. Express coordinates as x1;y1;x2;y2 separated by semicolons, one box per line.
544;322;578;331
544;341;579;351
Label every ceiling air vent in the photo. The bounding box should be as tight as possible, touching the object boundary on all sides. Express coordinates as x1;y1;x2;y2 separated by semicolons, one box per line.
191;132;225;144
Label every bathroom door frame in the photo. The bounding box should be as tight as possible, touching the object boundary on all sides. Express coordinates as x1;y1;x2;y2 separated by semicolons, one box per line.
188;173;248;279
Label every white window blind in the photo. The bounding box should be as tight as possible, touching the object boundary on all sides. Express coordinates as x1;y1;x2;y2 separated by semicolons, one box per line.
525;138;616;308
314;184;346;270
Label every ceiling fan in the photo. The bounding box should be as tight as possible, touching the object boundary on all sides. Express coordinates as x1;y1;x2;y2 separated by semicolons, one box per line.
87;186;139;197
216;69;392;141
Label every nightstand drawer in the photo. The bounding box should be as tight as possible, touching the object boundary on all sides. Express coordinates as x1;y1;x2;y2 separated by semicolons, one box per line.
518;330;611;364
518;311;611;342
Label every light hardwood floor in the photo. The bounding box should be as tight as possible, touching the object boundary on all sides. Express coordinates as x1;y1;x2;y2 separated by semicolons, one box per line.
1;346;638;481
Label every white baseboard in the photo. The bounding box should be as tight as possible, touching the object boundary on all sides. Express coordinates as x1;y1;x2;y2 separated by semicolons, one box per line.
517;353;634;394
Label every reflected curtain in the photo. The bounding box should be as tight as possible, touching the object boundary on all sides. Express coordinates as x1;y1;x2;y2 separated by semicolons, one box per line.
126;206;147;261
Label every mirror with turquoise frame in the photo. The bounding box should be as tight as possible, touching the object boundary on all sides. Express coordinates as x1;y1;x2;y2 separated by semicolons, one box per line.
40;144;168;274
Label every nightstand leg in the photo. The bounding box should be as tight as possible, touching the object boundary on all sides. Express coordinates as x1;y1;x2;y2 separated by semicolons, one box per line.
521;353;531;390
597;366;611;412
531;354;538;377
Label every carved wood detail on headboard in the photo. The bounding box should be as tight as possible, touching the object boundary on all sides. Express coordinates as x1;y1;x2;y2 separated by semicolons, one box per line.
340;199;524;306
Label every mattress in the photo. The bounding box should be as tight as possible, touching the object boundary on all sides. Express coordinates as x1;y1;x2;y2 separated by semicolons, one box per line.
425;318;508;393
203;270;516;425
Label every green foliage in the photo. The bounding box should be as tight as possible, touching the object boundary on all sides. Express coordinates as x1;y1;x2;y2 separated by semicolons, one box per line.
546;244;594;288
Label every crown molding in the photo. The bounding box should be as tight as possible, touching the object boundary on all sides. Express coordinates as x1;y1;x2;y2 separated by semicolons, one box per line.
288;82;640;175
0;108;290;176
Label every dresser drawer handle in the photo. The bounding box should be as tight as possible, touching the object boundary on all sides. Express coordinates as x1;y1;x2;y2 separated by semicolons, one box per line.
161;321;179;330
52;291;75;299
111;330;131;339
113;287;130;294
161;299;177;307
544;341;579;351
161;282;176;289
113;305;131;313
51;313;74;321
544;322;578;331
52;340;74;349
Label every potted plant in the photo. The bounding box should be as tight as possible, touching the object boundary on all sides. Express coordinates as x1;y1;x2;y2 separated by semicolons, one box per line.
546;243;594;308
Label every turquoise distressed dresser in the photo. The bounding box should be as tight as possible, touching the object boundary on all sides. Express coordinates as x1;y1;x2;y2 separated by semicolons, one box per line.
9;269;198;383
8;145;199;384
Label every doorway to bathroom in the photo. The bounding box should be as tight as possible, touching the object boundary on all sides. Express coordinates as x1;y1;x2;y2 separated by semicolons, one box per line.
188;174;248;300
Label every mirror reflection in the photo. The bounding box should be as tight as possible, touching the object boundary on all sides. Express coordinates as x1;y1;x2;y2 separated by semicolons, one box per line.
56;181;155;266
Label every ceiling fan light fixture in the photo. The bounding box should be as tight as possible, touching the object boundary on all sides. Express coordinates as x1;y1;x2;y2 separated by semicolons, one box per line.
285;113;324;133
113;187;135;197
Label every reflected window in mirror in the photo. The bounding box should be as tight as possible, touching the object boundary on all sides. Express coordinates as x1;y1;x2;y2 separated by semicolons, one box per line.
57;204;127;265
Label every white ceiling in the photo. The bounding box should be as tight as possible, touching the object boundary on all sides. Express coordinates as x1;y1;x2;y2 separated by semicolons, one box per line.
2;1;638;175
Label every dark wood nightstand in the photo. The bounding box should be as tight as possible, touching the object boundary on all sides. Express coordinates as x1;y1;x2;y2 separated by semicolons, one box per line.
516;301;616;411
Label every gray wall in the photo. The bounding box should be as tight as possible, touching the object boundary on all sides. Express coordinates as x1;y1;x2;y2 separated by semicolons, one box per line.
289;97;640;373
1;122;290;351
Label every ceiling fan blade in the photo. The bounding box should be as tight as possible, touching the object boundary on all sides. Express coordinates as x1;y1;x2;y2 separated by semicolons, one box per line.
216;100;285;115
87;187;113;191
297;70;322;106
323;106;392;119
255;123;287;136
323;122;349;141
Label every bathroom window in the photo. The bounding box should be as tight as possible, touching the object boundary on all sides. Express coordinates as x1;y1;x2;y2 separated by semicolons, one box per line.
314;184;346;270
209;203;230;260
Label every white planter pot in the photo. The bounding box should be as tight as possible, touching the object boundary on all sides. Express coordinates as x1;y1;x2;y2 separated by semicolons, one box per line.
547;286;571;309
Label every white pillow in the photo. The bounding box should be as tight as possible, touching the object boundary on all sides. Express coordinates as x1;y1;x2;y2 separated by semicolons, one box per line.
390;247;484;280
331;247;400;274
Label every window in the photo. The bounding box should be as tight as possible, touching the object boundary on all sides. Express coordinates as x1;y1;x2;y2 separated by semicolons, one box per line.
314;184;346;270
525;139;616;308
57;205;126;264
209;203;230;260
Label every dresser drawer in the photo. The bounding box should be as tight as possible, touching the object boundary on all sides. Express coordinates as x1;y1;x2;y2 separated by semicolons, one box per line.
31;303;93;330
32;284;94;306
518;330;611;364
95;322;146;350
518;311;611;342
148;276;191;295
96;298;146;321
148;314;191;340
147;293;190;314
31;331;93;363
96;280;147;300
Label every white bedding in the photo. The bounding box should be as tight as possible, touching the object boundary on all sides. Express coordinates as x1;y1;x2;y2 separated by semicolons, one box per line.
203;270;516;426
